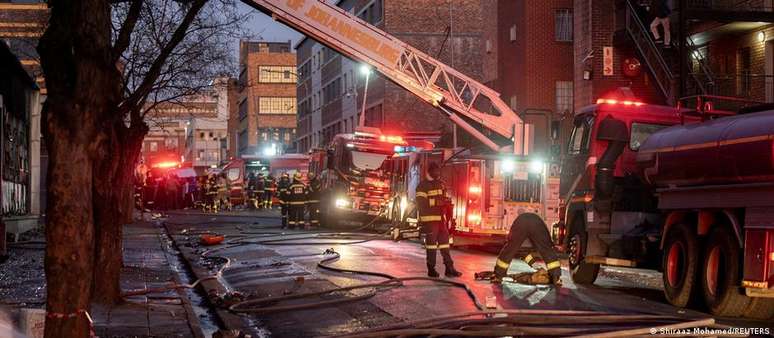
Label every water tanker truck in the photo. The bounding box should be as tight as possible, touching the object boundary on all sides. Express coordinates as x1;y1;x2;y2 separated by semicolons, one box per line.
555;92;774;319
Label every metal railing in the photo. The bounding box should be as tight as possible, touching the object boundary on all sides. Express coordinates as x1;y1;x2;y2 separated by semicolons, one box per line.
685;36;715;95
625;0;676;102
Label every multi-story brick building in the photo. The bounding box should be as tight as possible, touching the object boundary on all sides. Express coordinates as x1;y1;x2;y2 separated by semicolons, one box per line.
233;41;297;157
295;0;486;153
575;0;774;112
481;0;574;157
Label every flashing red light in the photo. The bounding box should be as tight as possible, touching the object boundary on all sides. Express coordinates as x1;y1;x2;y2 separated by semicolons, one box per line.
469;186;482;194
379;135;404;144
596;98;644;106
153;161;179;168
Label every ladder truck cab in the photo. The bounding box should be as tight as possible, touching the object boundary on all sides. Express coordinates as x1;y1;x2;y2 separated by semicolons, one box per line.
309;127;406;226
556;90;774;318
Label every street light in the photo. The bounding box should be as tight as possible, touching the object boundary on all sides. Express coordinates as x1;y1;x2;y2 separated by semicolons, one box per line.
358;64;372;128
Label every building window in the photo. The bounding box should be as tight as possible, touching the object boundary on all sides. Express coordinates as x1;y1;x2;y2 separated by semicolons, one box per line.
200;132;205;139
738;47;752;97
258;66;297;83
198;150;204;160
555;81;573;113
258;97;296;114
358;0;383;24
238;130;248;152
555;9;573;42
150;142;158;152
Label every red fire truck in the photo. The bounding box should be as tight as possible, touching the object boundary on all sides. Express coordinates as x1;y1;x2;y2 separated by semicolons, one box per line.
308;127;406;226
555;92;774;318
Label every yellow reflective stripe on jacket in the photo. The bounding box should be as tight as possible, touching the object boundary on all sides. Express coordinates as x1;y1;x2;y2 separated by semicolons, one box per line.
307;200;320;203
427;189;443;196
546;261;561;270
496;259;511;269
420;215;442;222
288;201;306;205
425;244;438;249
416;191;427;198
523;254;534;265
437;244;450;249
429;199;436;207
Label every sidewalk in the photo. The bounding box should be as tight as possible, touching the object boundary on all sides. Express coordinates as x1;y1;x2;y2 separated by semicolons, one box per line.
0;221;205;338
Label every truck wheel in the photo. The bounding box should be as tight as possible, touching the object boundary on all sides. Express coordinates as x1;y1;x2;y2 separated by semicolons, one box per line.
701;226;750;317
743;298;774;320
568;222;600;285
662;223;700;309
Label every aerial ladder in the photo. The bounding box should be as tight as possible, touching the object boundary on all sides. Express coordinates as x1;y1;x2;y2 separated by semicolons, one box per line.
243;0;528;155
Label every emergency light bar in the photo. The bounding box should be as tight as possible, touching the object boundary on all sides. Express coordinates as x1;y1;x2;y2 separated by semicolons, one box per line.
596;98;644;106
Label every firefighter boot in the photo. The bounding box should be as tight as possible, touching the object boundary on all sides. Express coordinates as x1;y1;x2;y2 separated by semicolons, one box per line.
426;249;440;278
441;248;462;277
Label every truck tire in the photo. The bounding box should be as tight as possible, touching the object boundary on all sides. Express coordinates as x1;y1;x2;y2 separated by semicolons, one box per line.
743;298;774;320
568;217;600;285
662;223;700;309
701;226;750;317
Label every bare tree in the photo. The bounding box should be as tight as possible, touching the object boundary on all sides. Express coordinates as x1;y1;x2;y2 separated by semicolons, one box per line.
37;0;249;336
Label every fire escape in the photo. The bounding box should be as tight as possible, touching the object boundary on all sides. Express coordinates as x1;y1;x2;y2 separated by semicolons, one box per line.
620;0;774;105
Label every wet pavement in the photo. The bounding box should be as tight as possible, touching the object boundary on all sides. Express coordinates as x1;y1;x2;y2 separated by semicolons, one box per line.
0;220;205;338
163;211;774;337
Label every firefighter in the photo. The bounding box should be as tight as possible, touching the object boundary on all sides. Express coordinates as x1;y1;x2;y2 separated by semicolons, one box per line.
216;172;230;212
278;172;291;228
246;172;257;209
493;212;562;286
287;172;307;229
255;172;266;209
205;173;218;212
416;162;462;278
264;174;276;209
305;172;322;228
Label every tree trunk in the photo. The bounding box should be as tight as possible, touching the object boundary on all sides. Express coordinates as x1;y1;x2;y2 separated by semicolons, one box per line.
42;102;97;338
38;0;119;335
92;121;146;305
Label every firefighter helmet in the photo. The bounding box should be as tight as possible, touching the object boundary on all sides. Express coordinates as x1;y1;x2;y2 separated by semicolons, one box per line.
282;172;289;178
293;172;303;180
307;172;316;180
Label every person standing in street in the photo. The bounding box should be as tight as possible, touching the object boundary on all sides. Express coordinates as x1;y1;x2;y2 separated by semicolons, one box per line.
264;174;276;209
305;172;322;229
278;172;291;228
246;172;257;209
287;172;307;230
650;0;671;48
416;162;462;278
216;172;230;212
493;212;563;286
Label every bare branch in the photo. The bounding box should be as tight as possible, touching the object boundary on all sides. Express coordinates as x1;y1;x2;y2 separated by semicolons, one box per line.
112;0;144;62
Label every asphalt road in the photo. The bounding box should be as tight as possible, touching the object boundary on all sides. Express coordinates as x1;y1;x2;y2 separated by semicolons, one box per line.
163;210;773;337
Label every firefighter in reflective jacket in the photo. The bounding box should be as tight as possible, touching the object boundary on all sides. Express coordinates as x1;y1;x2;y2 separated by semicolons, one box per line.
416;162;462;278
264;174;276;209
278;173;291;228
255;173;266;209
305;172;322;228
493;212;563;286
287;172;307;229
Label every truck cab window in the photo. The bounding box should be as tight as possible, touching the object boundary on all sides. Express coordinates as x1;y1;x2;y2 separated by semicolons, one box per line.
568;116;593;154
630;123;668;150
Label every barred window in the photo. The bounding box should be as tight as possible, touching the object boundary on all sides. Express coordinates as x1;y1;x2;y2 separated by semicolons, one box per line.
258;66;297;83
555;81;573;113
555;9;573;42
258;97;296;114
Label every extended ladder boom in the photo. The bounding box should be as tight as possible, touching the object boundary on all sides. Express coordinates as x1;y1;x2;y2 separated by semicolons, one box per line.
245;0;525;154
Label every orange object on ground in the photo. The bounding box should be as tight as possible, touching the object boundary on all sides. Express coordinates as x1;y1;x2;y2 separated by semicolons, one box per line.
201;234;225;245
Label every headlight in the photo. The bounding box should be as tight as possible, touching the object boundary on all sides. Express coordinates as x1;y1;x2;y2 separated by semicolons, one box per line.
335;198;349;208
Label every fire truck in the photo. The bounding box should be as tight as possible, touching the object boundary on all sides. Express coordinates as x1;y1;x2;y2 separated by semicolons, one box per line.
384;148;557;244
308;127;407;226
555;91;774;318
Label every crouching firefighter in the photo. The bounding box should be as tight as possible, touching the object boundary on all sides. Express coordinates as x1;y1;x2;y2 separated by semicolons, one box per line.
493;212;562;286
416;162;462;278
